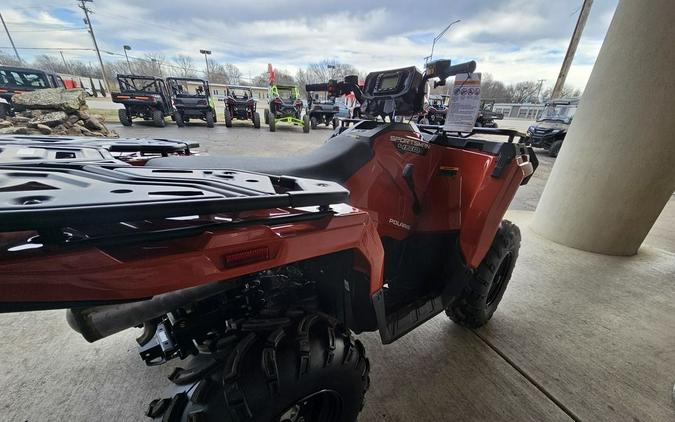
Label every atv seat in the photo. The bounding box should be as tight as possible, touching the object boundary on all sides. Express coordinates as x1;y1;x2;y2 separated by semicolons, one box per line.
147;137;373;184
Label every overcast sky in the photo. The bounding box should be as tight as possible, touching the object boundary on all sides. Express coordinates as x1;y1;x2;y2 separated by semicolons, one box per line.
1;0;618;90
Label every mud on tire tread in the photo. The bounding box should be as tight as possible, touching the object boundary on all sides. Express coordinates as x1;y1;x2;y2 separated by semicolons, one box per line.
445;220;521;329
152;313;369;422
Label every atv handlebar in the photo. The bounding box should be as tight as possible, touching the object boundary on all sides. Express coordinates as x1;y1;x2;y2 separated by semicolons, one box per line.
446;60;476;77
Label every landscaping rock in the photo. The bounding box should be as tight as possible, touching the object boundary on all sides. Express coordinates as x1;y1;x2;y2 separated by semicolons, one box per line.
35;124;52;135
0;126;31;135
29;111;68;127
0;120;12;128
12;88;85;112
84;117;104;131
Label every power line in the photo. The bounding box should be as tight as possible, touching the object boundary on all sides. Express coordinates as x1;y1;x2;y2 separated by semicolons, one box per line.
8;28;87;33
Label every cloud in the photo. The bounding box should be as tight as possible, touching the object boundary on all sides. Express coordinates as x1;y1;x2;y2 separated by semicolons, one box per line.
1;0;618;90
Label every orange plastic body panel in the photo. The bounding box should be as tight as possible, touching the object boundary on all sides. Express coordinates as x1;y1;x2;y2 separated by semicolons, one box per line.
0;206;384;304
343;130;532;268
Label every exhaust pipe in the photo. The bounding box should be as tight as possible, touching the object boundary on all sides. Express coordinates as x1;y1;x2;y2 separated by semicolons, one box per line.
66;281;234;343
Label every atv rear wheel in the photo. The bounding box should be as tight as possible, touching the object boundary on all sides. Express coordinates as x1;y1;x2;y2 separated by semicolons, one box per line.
150;314;369;422
303;115;310;133
118;109;132;126
445;220;521;328
264;110;269;124
152;109;165;127
252;111;261;129
268;111;276;132
549;140;562;157
310;116;318;130
224;109;233;128
206;111;215;128
174;111;185;127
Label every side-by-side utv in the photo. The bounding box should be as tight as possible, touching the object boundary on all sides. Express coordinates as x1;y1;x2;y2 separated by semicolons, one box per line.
305;82;340;129
167;78;217;128
223;85;260;128
418;94;450;125
111;75;174;127
265;84;309;133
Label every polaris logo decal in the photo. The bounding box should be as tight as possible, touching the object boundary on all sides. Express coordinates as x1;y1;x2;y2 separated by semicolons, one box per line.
391;136;429;156
388;218;411;230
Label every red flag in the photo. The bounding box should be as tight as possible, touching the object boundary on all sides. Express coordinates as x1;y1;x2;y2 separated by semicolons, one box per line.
267;63;276;85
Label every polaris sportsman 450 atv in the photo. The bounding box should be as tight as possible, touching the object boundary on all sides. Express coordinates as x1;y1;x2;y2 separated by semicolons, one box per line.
0;58;537;422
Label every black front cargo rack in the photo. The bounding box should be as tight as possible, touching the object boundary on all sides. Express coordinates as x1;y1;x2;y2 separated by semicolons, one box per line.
0;135;199;156
0;163;349;232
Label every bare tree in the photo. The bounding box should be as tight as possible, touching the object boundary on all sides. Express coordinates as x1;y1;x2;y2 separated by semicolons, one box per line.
173;55;196;78
225;63;241;85
506;81;541;103
0;51;22;66
541;85;582;102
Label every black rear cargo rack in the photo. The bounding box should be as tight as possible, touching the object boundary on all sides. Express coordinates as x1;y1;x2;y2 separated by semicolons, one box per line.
0;163;349;232
0;135;199;156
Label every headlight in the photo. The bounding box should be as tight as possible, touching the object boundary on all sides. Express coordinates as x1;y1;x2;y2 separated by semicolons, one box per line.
527;126;534;132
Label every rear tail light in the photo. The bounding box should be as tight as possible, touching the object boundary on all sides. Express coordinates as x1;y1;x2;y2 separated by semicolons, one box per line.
223;247;270;267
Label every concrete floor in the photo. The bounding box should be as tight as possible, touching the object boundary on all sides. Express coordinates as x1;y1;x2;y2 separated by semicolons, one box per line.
0;118;673;421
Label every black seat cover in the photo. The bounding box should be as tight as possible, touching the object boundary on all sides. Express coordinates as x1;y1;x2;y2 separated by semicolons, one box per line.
147;136;373;184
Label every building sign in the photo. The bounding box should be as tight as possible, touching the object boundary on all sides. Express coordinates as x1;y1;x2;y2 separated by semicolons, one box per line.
444;73;482;132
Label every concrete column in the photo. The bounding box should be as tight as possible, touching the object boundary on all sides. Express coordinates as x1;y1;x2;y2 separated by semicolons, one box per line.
531;0;675;255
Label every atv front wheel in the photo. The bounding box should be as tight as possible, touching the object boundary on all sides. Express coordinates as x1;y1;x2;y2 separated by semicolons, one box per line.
303;115;310;133
152;109;165;127
252;112;261;129
174;111;185;127
118;109;132;126
224;109;233;128
549;140;563;157
268;111;276;132
206;111;215;128
445;220;521;328
150;314;369;422
310;116;318;130
264;110;269;124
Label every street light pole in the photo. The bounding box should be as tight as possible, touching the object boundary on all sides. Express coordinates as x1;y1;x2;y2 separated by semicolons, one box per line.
0;12;21;63
551;0;593;99
425;19;461;64
123;45;132;74
200;49;212;80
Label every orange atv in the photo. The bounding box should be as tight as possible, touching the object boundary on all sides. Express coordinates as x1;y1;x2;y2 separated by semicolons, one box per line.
0;59;536;422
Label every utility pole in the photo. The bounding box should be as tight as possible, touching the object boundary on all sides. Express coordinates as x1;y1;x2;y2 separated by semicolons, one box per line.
551;0;593;99
59;51;71;74
0;12;21;63
78;0;110;92
536;79;545;102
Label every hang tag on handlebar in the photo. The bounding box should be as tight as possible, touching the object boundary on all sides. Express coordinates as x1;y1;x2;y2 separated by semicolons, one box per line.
443;72;482;133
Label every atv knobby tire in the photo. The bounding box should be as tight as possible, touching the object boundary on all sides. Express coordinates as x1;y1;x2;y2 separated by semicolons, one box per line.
206;111;215;128
549;140;562;157
224;109;233;128
118;109;132;126
303;115;310;133
253;112;261;129
445;220;521;328
268;111;276;132
151;314;370;422
152;109;165;127
310;116;318;130
175;111;185;127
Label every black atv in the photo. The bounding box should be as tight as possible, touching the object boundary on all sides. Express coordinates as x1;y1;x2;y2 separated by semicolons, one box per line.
526;98;579;157
167;78;216;128
418;94;449;125
111;75;174;128
305;82;340;130
0;65;65;118
223;85;260;128
265;84;309;133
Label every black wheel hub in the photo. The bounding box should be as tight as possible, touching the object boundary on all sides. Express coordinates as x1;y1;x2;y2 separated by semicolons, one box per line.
278;390;342;422
486;252;512;306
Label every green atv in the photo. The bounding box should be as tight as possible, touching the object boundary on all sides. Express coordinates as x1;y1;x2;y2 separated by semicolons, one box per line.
264;84;310;133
